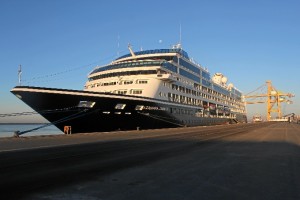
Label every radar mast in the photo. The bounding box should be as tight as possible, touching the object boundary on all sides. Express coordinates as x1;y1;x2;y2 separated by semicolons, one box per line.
128;43;136;57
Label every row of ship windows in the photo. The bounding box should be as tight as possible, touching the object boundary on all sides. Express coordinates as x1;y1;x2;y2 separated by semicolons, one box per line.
161;75;241;100
161;92;244;109
166;93;203;106
92;61;163;74
167;75;240;99
169;108;233;118
86;80;148;89
88;70;157;81
164;83;238;102
108;89;143;95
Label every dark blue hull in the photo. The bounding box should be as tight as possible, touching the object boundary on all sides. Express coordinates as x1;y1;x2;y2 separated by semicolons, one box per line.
11;86;247;134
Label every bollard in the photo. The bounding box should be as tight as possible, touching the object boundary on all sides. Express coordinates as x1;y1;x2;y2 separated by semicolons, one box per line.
64;126;72;134
13;131;20;138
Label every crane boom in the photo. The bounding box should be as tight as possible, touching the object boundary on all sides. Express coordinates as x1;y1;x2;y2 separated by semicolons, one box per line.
243;80;294;121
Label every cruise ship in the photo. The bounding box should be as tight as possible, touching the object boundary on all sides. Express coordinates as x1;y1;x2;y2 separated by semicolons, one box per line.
11;44;247;134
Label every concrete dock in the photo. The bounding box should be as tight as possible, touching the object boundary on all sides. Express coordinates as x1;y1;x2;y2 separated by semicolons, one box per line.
1;122;300;199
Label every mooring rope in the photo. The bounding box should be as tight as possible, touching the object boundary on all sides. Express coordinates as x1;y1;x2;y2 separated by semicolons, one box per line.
0;106;79;118
14;108;99;137
0;111;37;117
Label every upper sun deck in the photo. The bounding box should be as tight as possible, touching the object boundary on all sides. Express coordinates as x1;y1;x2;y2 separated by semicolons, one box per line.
89;47;189;76
114;48;189;62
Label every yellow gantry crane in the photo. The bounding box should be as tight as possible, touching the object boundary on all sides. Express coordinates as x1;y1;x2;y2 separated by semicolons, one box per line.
244;80;294;121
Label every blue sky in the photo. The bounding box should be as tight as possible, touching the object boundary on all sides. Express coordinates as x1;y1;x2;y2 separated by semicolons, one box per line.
1;0;299;123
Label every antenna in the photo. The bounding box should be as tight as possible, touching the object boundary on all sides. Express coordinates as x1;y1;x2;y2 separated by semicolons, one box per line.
117;34;120;57
179;22;182;45
171;23;183;49
18;65;22;86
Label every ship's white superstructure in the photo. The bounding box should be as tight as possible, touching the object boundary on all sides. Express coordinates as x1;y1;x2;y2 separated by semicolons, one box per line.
85;46;246;120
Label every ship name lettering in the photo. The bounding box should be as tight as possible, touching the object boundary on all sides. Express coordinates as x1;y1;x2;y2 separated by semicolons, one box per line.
143;106;166;111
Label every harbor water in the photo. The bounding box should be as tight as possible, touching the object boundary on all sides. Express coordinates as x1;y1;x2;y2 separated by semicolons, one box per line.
0;124;63;138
